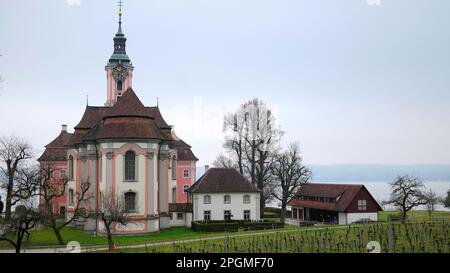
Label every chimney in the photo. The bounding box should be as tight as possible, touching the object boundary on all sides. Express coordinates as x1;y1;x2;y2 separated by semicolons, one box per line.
205;165;210;172
61;124;68;132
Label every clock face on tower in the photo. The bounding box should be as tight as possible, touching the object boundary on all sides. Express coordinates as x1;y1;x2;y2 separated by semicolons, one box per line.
112;65;128;81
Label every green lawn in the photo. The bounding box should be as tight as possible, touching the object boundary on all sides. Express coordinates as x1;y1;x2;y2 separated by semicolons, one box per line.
0;224;297;249
378;210;450;222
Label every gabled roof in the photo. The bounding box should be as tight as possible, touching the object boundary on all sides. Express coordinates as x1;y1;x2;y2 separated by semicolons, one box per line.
187;168;260;194
288;183;382;212
177;148;198;161
38;130;72;162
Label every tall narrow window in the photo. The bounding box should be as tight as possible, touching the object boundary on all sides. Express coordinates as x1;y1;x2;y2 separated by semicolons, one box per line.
125;192;136;212
172;187;177;203
68;189;74;206
183;169;190;178
117;80;123;91
124;151;136;181
171;158;177;178
68;156;74;181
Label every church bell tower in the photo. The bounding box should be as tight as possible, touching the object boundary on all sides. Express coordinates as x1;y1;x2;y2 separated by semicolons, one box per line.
105;0;134;106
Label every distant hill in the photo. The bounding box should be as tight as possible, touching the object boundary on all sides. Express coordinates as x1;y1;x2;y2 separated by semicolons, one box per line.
196;164;450;183
308;164;450;182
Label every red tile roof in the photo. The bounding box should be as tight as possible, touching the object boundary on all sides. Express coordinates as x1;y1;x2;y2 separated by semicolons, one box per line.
177;148;198;161
104;89;153;119
187;168;260;193
288;183;381;212
38;130;72;162
74;107;110;130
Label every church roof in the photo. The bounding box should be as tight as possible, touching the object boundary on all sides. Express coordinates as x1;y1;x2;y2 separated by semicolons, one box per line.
75;106;110;129
177;148;198;162
187;168;260;194
66;89;175;144
44;130;72;148
104;88;152;119
38;129;72;162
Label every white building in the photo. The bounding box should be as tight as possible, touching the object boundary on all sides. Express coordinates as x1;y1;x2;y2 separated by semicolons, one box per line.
187;168;261;222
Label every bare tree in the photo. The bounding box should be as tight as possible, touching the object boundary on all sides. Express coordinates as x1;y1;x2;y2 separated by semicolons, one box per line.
223;98;283;213
0;136;33;220
423;189;441;219
444;189;450;209
271;143;311;222
94;192;128;252
35;164;90;245
212;154;235;169
383;175;427;223
223;112;246;174
0;205;39;253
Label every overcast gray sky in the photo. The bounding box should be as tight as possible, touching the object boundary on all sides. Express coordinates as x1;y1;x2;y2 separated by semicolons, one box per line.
0;0;449;166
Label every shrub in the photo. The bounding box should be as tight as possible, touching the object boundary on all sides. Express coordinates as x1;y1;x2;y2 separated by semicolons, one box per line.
192;221;239;232
191;220;284;232
242;221;284;230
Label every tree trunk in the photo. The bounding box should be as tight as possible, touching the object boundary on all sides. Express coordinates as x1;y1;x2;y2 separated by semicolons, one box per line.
47;203;65;245
15;230;23;254
106;224;114;252
107;231;114;252
52;225;65;245
280;203;287;223
260;194;265;218
5;176;13;220
400;209;407;224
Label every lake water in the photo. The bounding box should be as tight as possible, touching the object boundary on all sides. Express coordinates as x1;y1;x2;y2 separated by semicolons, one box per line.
314;181;450;211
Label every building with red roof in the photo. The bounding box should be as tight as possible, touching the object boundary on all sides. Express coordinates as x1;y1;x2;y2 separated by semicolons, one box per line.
288;183;382;224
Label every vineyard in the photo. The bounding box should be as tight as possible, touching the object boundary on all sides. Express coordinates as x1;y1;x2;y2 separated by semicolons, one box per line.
123;220;450;253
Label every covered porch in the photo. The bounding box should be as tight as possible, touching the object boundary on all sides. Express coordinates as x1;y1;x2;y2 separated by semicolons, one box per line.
291;206;339;224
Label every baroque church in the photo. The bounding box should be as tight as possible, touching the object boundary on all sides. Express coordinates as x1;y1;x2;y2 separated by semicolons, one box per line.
38;6;199;233
38;4;261;234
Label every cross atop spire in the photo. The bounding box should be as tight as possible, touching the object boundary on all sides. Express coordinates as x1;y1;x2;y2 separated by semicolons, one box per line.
117;0;124;35
108;0;131;64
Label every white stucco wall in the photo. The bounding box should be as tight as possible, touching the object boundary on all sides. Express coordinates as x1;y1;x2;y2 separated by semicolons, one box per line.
338;212;347;225
192;193;260;221
346;212;378;224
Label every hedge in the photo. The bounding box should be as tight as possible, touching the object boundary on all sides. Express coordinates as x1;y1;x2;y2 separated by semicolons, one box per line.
242;221;284;230
191;220;284;232
192;221;240;232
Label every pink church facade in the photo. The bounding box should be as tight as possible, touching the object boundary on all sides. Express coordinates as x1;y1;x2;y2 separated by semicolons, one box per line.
38;10;198;234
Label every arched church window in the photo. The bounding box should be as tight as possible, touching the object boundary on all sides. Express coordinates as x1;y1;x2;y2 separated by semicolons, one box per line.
117;80;123;91
68;155;74;181
124;192;136;212
124;151;136;181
